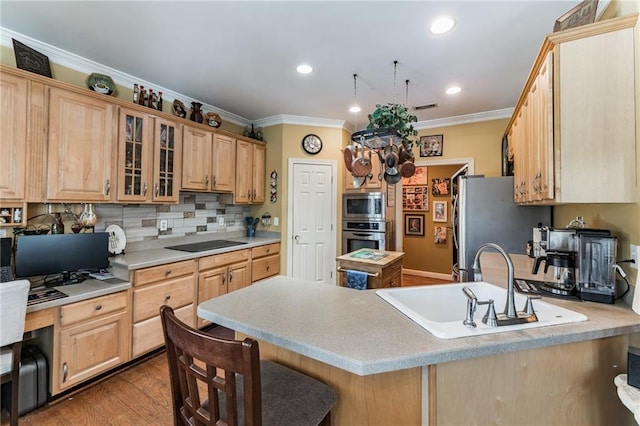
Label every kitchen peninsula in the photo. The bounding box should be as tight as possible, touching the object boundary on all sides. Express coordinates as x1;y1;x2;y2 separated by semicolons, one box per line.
198;259;640;425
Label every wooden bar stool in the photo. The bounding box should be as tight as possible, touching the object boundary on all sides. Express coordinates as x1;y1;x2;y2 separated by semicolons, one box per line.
160;305;337;426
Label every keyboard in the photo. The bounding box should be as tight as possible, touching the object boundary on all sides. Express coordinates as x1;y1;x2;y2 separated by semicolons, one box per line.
0;266;15;283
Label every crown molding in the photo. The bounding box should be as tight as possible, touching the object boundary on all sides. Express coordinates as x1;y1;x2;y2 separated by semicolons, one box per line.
1;27;250;127
254;114;348;130
2;27;513;132
414;108;514;130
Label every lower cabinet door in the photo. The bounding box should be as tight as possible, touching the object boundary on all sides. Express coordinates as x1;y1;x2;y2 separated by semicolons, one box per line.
132;303;194;357
58;311;128;391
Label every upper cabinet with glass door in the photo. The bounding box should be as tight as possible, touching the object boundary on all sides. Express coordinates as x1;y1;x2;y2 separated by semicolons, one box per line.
153;118;182;203
116;109;181;203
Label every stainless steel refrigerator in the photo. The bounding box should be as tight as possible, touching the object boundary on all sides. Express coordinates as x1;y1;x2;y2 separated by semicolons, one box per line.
451;174;552;282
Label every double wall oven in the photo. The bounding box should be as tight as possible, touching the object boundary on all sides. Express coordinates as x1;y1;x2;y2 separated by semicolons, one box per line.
342;192;386;254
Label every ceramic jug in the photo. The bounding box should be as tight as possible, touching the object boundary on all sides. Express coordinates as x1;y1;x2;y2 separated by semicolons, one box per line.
190;102;203;123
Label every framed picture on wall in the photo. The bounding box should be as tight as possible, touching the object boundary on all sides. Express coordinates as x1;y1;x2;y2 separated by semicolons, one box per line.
419;135;443;157
402;165;428;186
405;214;425;236
433;201;447;222
432;178;451;196
402;186;429;211
434;226;448;244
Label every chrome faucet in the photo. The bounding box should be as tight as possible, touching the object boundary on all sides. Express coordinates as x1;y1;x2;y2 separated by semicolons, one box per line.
470;243;538;326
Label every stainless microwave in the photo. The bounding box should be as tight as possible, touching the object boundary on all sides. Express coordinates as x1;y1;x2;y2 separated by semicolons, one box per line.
342;192;385;221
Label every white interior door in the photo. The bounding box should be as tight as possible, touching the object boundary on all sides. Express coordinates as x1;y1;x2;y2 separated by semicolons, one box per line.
287;159;336;284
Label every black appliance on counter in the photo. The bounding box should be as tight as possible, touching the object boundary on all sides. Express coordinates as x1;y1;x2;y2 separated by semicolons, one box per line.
520;226;617;304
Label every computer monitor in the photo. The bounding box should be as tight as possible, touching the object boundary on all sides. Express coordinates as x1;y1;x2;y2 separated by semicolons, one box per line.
15;233;110;286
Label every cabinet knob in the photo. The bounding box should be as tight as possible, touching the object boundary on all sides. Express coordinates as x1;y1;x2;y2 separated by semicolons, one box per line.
205;175;210;186
95;304;102;311
155;183;160;197
229;271;233;282
222;273;226;284
165;269;172;275
105;179;111;196
213;176;217;186
62;362;68;382
165;295;171;301
143;182;148;196
266;266;270;271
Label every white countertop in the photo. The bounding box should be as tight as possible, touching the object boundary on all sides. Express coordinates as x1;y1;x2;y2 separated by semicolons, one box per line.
26;278;131;313
198;275;640;376
109;235;281;270
26;235;280;313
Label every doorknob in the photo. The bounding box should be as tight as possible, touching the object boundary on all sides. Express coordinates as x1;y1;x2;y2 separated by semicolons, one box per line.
294;235;300;243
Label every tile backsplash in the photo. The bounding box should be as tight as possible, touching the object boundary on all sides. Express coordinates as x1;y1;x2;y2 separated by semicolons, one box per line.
94;193;250;243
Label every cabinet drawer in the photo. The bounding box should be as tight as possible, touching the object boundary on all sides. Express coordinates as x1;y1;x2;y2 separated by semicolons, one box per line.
134;259;196;287
132;303;193;357
60;291;127;328
132;275;194;323
199;249;250;271
252;243;280;259
251;254;280;282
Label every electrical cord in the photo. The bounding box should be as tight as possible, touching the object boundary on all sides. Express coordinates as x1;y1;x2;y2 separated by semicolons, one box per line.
615;263;631;300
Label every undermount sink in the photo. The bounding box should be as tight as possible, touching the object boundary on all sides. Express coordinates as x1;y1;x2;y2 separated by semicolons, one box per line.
376;281;587;339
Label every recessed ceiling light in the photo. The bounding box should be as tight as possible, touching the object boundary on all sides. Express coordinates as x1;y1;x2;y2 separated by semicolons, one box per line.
349;105;361;113
297;64;313;74
446;86;462;95
430;17;456;35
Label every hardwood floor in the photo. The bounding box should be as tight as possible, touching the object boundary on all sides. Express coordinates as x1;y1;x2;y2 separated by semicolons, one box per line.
402;273;453;286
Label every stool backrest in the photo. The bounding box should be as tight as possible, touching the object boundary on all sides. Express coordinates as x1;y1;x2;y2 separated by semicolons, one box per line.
160;305;262;426
0;280;30;347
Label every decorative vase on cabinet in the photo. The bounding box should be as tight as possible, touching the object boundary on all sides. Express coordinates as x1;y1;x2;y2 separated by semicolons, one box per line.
190;102;203;123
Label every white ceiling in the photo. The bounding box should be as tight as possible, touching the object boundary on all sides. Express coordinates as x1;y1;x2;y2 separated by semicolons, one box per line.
0;1;608;129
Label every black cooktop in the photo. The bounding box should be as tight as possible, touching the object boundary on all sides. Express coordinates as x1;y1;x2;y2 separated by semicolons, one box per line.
165;240;247;253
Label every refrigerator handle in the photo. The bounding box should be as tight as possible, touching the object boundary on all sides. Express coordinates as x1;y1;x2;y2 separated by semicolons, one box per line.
452;194;459;250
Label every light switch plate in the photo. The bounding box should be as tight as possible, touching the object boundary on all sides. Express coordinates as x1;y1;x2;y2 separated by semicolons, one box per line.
217;217;225;226
274;217;279;226
159;220;168;231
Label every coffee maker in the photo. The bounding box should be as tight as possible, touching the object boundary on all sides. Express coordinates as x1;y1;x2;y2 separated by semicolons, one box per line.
532;226;616;303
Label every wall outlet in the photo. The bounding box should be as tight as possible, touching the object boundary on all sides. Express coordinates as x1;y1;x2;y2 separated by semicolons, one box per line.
159;219;168;231
217;217;225;226
273;217;279;227
631;244;639;270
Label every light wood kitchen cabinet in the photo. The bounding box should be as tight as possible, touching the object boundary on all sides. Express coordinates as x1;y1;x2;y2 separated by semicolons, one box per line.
197;249;250;327
47;87;117;202
251;243;280;282
211;133;236;192
53;291;130;394
235;140;265;204
507;14;637;204
152;117;182;202
131;259;196;357
181;126;235;194
116;108;152;202
0;73;28;200
181;125;212;191
117;110;182;203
